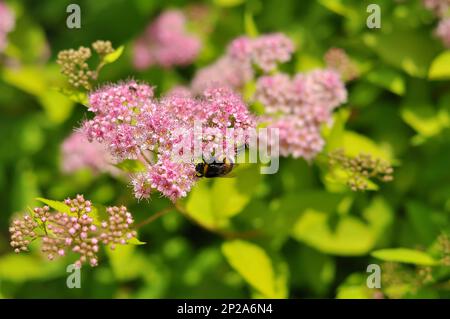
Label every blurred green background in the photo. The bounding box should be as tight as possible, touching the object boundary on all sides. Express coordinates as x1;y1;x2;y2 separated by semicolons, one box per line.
0;0;450;299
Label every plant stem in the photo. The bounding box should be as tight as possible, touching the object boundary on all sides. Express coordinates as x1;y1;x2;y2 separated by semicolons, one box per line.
173;201;261;240
134;206;174;229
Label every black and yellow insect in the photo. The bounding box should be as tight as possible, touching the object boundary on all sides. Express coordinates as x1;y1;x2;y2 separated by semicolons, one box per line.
195;157;234;178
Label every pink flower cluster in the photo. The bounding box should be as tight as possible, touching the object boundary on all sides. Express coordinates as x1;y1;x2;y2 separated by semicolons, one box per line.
82;80;255;201
423;0;450;47
61;131;116;175
0;1;14;52
191;32;347;160
191;33;294;93
228;34;294;72
254;70;347;160
9;195;137;267
423;0;450;17
324;47;359;82
133;10;202;69
436;18;450;47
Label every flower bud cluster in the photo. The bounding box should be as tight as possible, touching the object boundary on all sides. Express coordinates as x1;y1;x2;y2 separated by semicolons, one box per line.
324;47;359;82
57;40;117;90
9;195;136;267
328;149;394;191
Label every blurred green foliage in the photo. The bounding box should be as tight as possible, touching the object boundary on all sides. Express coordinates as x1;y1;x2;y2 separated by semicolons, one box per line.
0;0;450;299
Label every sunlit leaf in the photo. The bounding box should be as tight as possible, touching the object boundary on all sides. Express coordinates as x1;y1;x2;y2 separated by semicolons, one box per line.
213;0;245;7
366;67;405;95
371;248;439;266
103;45;124;64
401;104;449;138
428;51;450;80
36;197;72;214
292;209;376;255
222;240;283;298
128;237;146;245
244;11;258;37
363;31;440;78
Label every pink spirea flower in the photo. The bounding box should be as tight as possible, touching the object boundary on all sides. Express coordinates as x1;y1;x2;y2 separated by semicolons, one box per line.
82;80;255;201
254;69;347;159
0;1;15;52
298;69;348;114
267;117;325;161
83;80;156;160
255;69;347;119
253;73;296;114
191;33;294;92
423;0;450;17
160;86;256;161
191;56;253;93
132;157;197;201
133;10;202;69
228;33;294;72
324;47;359;82
250;33;295;72
61;131;114;175
164;85;193;99
436;18;450;47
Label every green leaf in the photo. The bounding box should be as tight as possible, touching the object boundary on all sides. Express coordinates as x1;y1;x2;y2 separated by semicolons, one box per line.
115;159;146;173
290;246;335;296
106;244;147;281
103;45;124;64
244;11;258;37
401;104;449;138
428;51;450;80
363;196;394;240
36;197;71;214
336;273;373;299
38;89;75;124
323;108;350;152
341;131;392;161
35;197;102;225
11;162;40;212
186;165;259;229
366;67;405;96
128;237;146;245
292;209;376;256
54;87;88;106
2;66;46;96
363;31;440;78
222;240;282;298
405;201;440;246
213;0;245;7
0;254;63;283
371;248;439;266
318;0;359;18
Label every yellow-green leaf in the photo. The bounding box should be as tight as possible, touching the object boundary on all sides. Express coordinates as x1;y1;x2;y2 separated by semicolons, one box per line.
115;159;146;173
341;131;392;161
366;67;405;95
244;11;258;37
103;45;124;64
292;209;375;256
36;197;71;214
128;237;146;245
371;248;439;266
213;0;245;7
429;51;450;80
222;240;279;297
401;105;449;138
